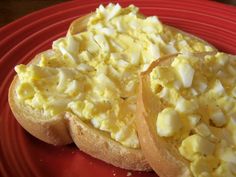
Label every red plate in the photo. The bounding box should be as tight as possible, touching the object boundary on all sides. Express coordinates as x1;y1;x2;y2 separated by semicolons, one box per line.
0;1;236;177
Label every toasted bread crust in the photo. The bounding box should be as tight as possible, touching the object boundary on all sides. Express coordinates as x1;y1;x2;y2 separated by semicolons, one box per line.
67;13;92;35
67;113;150;170
8;51;73;146
136;65;191;176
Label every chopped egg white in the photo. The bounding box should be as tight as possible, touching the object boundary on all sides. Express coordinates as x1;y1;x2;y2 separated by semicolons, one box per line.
175;97;199;114
175;62;195;88
156;108;182;137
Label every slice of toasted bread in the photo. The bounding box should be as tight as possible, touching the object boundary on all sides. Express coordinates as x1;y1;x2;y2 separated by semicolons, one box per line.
9;50;73;145
136;54;191;176
8;15;151;171
8;49;151;171
9;72;150;170
136;52;217;176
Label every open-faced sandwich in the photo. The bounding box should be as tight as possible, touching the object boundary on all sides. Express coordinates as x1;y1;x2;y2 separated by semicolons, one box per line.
9;3;217;171
137;52;236;176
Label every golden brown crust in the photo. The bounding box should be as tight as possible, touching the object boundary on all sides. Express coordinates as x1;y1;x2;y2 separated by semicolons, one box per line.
136;66;191;176
66;113;150;171
8;51;73;146
67;13;92;35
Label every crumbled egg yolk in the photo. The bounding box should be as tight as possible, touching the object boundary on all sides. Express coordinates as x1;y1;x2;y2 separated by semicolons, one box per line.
15;3;214;149
151;52;236;176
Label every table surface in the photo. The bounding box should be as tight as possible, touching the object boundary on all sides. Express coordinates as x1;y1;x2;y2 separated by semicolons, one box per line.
0;0;68;27
0;0;235;27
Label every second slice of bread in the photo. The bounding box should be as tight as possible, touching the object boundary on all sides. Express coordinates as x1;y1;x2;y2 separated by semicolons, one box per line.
136;52;217;176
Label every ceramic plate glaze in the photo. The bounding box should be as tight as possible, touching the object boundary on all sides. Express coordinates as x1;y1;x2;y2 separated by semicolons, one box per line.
0;0;236;177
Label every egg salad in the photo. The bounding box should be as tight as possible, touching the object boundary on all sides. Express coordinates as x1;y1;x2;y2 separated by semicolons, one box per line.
151;52;236;176
15;3;214;149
